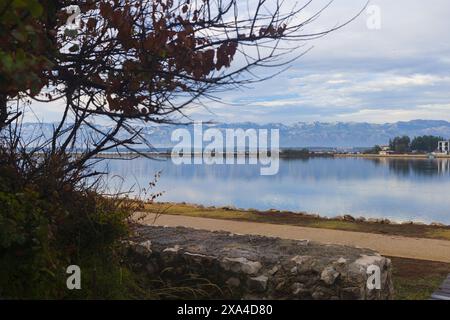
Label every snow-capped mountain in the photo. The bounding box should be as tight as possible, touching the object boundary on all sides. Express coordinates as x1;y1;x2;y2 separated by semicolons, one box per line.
16;120;450;149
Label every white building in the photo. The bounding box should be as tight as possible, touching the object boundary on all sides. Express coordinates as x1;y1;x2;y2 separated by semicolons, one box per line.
378;145;394;156
438;141;450;154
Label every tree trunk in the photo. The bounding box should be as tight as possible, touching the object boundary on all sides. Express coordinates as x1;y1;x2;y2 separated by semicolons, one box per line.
0;94;7;130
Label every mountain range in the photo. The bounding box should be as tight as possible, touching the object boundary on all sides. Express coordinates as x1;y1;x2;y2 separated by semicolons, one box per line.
18;120;450;149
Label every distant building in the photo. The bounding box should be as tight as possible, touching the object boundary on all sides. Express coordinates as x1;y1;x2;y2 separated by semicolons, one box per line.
437;141;450;154
379;145;393;155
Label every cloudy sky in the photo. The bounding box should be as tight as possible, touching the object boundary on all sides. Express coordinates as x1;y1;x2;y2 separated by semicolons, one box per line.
30;0;450;124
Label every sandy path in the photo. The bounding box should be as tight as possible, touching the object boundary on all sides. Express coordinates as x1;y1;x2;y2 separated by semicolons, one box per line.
140;213;450;263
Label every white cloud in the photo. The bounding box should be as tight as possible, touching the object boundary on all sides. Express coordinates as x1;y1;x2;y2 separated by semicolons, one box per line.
27;0;450;124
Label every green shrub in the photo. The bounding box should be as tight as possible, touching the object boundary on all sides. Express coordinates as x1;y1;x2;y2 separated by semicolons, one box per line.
0;146;139;299
0;139;215;300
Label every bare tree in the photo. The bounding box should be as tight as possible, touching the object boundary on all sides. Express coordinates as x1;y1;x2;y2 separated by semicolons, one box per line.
2;0;365;174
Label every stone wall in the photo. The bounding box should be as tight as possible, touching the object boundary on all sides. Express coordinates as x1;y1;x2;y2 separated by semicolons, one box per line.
128;225;394;300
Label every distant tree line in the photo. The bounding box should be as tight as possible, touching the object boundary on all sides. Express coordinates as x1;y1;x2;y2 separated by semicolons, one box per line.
364;145;382;154
281;148;311;158
366;135;444;154
389;135;444;153
410;135;445;153
389;136;412;153
280;148;336;158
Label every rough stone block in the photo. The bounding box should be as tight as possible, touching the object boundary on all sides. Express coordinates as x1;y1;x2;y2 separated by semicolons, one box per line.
128;225;394;300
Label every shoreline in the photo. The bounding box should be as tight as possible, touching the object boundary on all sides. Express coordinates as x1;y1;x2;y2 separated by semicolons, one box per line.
141;201;450;241
140;212;450;263
335;153;450;159
88;152;450;160
149;201;450;227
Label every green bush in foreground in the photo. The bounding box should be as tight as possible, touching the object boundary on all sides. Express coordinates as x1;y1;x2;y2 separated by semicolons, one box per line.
0;140;223;300
0;146;142;299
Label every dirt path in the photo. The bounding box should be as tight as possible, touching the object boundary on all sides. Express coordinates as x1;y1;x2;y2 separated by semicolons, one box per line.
140;213;450;263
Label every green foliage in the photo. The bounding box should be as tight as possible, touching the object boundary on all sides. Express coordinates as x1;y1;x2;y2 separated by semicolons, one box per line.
364;145;382;154
0;147;138;299
0;187;59;298
281;148;311;158
387;135;443;153
411;135;443;153
0;0;56;97
389;136;411;153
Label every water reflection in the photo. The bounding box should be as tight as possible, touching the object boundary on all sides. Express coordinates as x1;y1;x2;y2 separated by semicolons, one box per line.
368;158;450;177
100;157;450;224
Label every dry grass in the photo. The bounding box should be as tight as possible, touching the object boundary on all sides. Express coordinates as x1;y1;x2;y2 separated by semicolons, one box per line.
142;202;450;241
390;257;450;300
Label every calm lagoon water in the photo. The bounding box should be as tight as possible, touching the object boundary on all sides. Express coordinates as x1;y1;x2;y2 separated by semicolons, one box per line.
100;157;450;224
